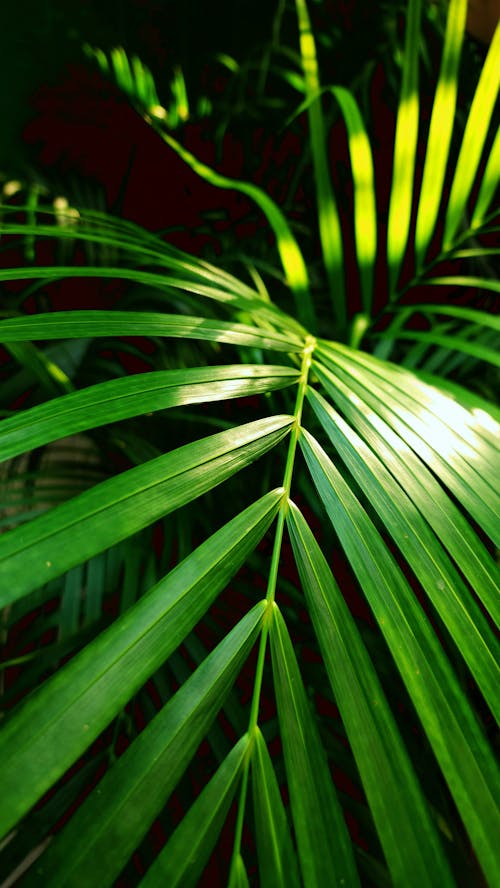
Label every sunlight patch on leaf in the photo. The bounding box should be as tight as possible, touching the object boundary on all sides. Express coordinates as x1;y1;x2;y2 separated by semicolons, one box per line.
387;0;422;296
414;0;467;269
443;21;500;247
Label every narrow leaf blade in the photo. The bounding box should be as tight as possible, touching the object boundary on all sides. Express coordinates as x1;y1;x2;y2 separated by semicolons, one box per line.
414;0;467;268
0;415;292;603
251;726;300;888
139;735;250;888
443;22;500;247
0;310;304;352
0;490;282;838
25;604;265;888
0;365;299;464
387;0;422;295
270;604;360;887
300;428;500;885
287;502;453;887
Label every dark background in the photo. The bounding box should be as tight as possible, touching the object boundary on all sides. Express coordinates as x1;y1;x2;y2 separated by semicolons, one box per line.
1;0;390;175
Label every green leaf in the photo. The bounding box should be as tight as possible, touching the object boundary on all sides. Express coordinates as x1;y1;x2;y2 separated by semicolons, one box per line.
387;0;422;295
443;22;500;248
0;209;275;301
378;330;500;368
111;46;134;95
270;604;360;887
24;603;265;888
286;502;454;887
0;310;304;351
471;124;500;228
390;303;500;331
315;344;500;545
416;372;500;425
294;0;344;329
414;0;467;269
0;415;293;603
4;341;72;395
306;386;500;722
0;490;283;840
139;734;250;888
0;265;299;330
425;276;500;295
312;354;500;623
0;365;300;464
229;854;250;888
300;428;500;885
153;131;315;330
328;86;377;315
251;726;300;888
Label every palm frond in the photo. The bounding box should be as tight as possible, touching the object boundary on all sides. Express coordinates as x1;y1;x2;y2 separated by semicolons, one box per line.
0;0;498;885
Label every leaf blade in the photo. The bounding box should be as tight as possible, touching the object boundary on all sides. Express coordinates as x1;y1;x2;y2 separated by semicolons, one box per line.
0;415;293;603
443;22;500;248
270;604;360;887
300;428;500;884
387;0;422;295
312;352;500;623
25;604;265;888
251;726;300;888
414;0;467;268
306;385;500;722
287;502;454;887
329;86;377;315
0;491;282;840
0;365;299;464
139;735;250;888
0;310;304;352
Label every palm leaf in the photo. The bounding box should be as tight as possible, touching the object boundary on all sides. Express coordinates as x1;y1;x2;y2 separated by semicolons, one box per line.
0;309;304;351
414;0;467;269
139;734;250;888
0;365;299;464
23;604;265;888
0;492;281;839
269;604;360;887
0;0;498;883
305;385;500;720
251;726;300;888
387;0;422;295
315;344;500;543
287;501;454;887
443;22;500;248
0;416;292;604
294;0;345;329
299;428;500;885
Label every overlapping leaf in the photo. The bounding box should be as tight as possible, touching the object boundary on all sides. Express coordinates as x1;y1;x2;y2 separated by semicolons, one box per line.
0;492;282;839
270;604;360;887
0;415;292;603
0;365;299;464
23;603;265;888
299;428;500;885
287;502;454;887
306;385;500;720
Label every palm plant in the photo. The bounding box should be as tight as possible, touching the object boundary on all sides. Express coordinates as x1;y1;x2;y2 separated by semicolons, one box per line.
0;0;499;884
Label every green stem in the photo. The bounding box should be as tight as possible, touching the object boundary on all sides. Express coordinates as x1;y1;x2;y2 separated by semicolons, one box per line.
228;336;316;880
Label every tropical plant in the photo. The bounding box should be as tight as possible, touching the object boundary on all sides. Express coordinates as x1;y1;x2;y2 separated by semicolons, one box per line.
0;0;499;885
